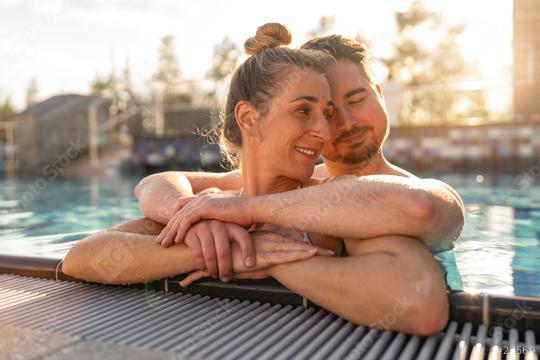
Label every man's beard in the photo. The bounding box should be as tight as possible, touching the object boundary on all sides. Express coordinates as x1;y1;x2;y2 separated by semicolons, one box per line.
324;127;383;167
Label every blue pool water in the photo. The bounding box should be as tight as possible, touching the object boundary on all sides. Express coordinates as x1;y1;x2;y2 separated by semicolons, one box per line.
1;173;539;297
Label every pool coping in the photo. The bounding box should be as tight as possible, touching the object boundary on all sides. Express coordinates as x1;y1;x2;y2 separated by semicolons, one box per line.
1;253;539;333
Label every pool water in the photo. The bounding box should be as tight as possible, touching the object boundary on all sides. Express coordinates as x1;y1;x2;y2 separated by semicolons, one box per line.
0;176;142;256
1;174;539;297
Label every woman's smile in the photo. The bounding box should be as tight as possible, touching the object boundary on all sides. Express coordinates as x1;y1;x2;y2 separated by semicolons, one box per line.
294;145;320;160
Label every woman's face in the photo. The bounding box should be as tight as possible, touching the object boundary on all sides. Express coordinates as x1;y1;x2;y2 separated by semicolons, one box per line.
248;68;334;180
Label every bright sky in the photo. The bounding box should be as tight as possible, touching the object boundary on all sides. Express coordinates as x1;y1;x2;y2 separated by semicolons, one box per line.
0;0;513;109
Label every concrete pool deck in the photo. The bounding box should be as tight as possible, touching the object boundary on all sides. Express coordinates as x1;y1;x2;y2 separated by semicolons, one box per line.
0;325;190;359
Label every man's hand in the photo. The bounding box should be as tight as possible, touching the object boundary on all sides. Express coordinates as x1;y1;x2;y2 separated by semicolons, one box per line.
179;230;333;287
156;193;253;247
183;220;256;282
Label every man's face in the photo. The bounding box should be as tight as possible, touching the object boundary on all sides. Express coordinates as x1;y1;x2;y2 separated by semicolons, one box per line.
322;59;389;166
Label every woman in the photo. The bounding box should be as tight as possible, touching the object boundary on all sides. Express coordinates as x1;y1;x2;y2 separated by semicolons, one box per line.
62;23;337;285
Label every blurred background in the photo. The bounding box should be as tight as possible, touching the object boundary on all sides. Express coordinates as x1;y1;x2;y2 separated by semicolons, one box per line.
0;0;539;297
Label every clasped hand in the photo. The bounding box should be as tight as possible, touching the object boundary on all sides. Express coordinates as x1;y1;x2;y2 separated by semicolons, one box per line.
155;192;332;284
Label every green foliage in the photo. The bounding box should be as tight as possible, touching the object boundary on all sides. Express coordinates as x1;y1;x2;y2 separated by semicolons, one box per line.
90;61;141;115
25;78;39;108
0;95;15;140
205;36;241;105
152;35;191;104
90;72;118;98
395;0;438;31
0;96;15;123
307;16;335;39
384;0;488;125
119;61;141;110
206;36;240;84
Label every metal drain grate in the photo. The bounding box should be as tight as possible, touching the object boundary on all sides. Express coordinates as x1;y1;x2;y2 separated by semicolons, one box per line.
1;273;539;359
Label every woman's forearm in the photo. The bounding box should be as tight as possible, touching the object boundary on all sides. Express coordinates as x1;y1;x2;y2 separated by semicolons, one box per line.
134;171;243;225
134;172;194;224
180;170;243;193
62;230;197;285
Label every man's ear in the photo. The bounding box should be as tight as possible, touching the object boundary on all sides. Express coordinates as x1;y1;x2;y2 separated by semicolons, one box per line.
234;100;258;135
374;83;384;99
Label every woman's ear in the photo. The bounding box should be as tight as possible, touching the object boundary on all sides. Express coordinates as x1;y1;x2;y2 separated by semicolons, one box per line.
234;100;259;135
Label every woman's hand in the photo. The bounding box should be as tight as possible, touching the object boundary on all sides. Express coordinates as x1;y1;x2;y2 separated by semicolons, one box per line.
179;230;334;287
183;220;256;282
156;192;253;247
179;268;272;287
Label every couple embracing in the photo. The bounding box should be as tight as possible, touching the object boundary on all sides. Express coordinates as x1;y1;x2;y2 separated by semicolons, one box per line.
63;23;464;336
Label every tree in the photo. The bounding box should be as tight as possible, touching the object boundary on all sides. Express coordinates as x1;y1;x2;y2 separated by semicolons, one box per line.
89;61;144;137
120;60;139;110
307;16;335;39
90;60;141;112
207;36;240;85
0;96;15;123
0;95;16;141
152;35;191;104
383;0;488;125
90;70;121;115
25;78;39;108
90;71;118;98
205;36;241;104
354;34;373;51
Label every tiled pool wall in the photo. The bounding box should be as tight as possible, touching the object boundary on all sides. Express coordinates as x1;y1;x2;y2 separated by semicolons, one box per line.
384;122;540;173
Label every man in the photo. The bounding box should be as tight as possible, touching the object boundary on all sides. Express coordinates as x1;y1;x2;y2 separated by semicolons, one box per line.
132;35;464;335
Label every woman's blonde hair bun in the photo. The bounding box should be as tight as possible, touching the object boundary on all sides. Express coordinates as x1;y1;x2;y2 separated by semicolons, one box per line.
244;23;292;55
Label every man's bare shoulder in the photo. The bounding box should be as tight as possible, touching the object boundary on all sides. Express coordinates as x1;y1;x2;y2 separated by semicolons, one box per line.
383;163;462;202
302;175;357;188
307;161;416;186
381;162;418;178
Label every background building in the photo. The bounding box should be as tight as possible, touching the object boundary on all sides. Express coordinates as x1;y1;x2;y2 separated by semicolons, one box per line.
14;95;110;174
513;0;540;121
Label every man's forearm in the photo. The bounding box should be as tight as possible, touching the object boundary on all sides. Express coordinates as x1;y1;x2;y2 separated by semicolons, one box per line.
249;175;464;249
269;235;449;335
